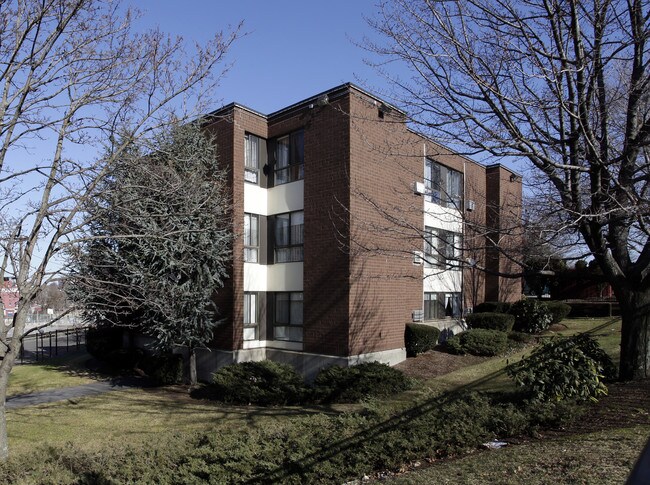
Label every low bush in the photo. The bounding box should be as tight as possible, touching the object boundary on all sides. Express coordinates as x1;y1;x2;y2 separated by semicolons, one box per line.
568;301;620;317
104;348;143;371
405;323;440;357
466;312;515;332
473;301;512;314
507;331;536;345
140;353;184;385
510;299;552;333
506;333;615;402
85;326;123;361
203;361;307;405
0;391;581;484
445;329;508;356
546;302;572;324
312;361;412;403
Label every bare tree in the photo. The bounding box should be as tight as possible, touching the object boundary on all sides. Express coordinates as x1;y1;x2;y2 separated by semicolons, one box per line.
366;0;650;380
0;0;239;458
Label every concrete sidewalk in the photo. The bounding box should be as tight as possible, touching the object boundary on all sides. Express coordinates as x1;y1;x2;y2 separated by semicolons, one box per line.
6;377;153;409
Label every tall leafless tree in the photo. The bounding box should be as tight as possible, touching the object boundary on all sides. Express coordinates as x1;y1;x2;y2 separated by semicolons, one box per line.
0;0;239;458
366;0;650;380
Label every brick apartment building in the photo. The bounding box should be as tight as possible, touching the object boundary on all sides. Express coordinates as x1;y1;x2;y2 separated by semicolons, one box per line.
191;83;522;379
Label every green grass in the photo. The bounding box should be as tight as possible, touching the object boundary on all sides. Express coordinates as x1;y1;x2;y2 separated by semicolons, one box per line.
378;426;649;484
3;317;640;484
8;352;99;397
7;387;349;457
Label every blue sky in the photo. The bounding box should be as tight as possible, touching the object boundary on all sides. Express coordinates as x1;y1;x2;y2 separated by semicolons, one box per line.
137;0;387;114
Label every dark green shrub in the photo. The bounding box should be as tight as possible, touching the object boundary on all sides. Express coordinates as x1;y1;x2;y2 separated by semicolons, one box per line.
85;325;123;361
507;331;535;345
506;333;614;402
445;329;508;356
568;301;620;317
313;361;412;403
473;301;512;314
205;360;307;405
510;299;552;333
105;348;144;371
546;302;572;323
405;323;440;357
140;353;184;385
466;312;515;332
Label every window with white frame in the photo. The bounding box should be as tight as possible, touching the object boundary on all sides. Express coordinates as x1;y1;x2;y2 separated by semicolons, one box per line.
245;134;261;184
243;292;258;340
244;213;259;263
274;211;304;263
424;292;461;320
274;130;304;185
273;292;303;342
425;158;463;209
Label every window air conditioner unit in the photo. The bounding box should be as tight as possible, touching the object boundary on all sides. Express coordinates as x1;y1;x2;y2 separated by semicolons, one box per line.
412;181;425;195
412;309;424;322
466;200;476;212
412;250;423;265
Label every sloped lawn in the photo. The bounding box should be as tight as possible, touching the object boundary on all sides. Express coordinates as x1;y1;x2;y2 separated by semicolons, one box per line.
4;317;645;484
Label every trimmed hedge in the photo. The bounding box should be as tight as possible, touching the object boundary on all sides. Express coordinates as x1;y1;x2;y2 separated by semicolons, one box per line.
546;302;572;324
466;312;515;332
85;326;123;361
446;329;508;356
568;301;620;318
140;353;184;385
473;301;512;314
312;362;412;403
405;323;440;357
203;361;308;405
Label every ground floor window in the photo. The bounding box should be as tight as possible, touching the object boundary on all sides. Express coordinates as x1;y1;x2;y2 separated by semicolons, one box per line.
273;292;303;342
424;292;461;320
243;292;258;340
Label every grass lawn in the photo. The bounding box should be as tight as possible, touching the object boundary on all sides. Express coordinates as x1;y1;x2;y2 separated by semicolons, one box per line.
7;387;342;455
8;352;99;397
4;317;645;484
378;425;649;484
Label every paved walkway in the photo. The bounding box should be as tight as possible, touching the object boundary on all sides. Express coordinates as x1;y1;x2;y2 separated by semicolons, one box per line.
6;377;153;409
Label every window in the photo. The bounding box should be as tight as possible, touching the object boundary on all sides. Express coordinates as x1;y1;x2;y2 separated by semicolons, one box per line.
274;130;304;185
245;134;261;184
424;292;461;320
274;211;304;263
273;292;303;342
425;158;463;209
244;213;259;263
243;292;258;340
424;227;462;268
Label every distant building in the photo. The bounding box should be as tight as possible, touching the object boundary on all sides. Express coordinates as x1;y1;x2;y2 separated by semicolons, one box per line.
2;278;19;319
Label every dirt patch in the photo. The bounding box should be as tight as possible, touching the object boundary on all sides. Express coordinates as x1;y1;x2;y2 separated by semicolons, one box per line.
394;348;490;381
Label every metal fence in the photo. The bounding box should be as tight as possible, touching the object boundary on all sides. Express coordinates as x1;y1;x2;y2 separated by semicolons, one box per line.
19;327;87;363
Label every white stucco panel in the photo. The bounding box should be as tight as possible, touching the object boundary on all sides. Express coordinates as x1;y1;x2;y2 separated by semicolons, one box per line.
423;202;463;232
423;268;462;293
267;180;304;214
244;184;268;215
266;262;303;291
243;263;268;292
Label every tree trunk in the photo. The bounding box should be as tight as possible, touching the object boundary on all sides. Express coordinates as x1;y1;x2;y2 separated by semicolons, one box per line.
189;347;197;386
618;288;650;381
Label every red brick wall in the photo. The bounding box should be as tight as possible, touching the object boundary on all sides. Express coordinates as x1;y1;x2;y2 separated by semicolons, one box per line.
282;97;352;356
347;91;423;355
